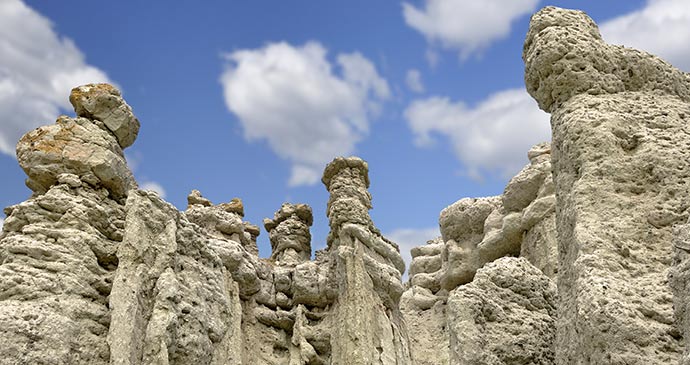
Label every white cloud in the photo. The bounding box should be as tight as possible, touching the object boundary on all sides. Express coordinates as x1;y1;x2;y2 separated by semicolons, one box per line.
402;0;539;60
0;217;4;232
405;69;425;93
220;42;390;187
140;181;166;199
600;0;690;71
0;0;111;156
386;227;440;279
405;88;550;180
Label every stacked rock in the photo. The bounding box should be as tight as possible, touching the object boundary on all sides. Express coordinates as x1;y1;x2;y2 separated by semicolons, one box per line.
0;83;140;364
321;156;411;364
16;83;139;199
185;189;260;256
263;203;313;265
322;156;373;247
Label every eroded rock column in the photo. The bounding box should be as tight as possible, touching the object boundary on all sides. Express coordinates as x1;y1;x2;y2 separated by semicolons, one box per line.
524;6;690;363
264;203;313;266
322;157;410;365
0;83;139;364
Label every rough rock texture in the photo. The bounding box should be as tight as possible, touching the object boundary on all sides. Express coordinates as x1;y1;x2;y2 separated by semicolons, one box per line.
69;84;140;148
0;84;138;364
525;6;689;364
264;203;313;265
1;80;416;365
6;5;690;364
401;144;557;364
670;218;690;365
447;257;557;364
321;157;410;364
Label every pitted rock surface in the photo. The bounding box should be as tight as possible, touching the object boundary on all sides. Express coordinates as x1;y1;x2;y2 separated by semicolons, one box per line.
525;6;690;364
5;6;690;364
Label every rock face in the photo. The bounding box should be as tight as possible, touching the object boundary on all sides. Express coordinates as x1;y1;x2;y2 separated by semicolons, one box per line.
0;84;412;364
4;5;690;365
401;143;557;364
447;257;557;365
0;84;137;364
525;6;690;364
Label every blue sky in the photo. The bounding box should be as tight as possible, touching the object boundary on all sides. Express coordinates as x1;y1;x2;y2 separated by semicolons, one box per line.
1;0;687;268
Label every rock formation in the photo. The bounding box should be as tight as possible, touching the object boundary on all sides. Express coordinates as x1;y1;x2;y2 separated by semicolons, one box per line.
0;85;411;364
3;5;690;365
401;143;557;364
524;6;690;364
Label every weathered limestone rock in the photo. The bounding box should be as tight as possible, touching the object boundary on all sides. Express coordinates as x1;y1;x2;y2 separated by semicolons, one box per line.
447;257;557;364
402;144;557;364
264;203;313;265
405;143;556;302
9;6;690;362
0;183;123;364
185;191;258;257
525;6;689;363
109;190;242;365
16;115;136;199
0;83;139;364
670;218;690;365
322;157;411;365
69;83;140;148
523;8;690;114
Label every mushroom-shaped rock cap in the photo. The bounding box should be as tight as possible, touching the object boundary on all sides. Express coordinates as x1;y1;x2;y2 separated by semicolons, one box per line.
321;156;370;189
263;203;314;232
69;83;140;148
523;6;690;113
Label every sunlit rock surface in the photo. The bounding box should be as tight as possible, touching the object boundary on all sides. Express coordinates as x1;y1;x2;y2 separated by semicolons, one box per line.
3;5;690;364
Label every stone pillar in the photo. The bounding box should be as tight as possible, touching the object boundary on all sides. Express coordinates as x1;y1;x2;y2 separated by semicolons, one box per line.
321;157;411;365
524;6;690;363
322;156;374;247
0;83;139;364
263;203;313;266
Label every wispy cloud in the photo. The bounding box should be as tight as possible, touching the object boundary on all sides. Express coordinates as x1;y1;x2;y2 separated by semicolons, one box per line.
220;42;389;187
0;0;111;156
402;0;539;60
600;0;690;71
405;69;425;93
140;181;166;199
405;88;549;180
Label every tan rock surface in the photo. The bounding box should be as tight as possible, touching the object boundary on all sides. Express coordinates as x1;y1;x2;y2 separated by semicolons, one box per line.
525;6;689;364
448;257;557;364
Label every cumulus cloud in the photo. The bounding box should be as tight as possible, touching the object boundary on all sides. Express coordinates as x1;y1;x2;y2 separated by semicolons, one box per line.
0;0;111;156
405;69;425;93
220;42;390;187
403;0;539;60
600;0;690;71
386;227;440;279
140;181;167;199
405;88;550;180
